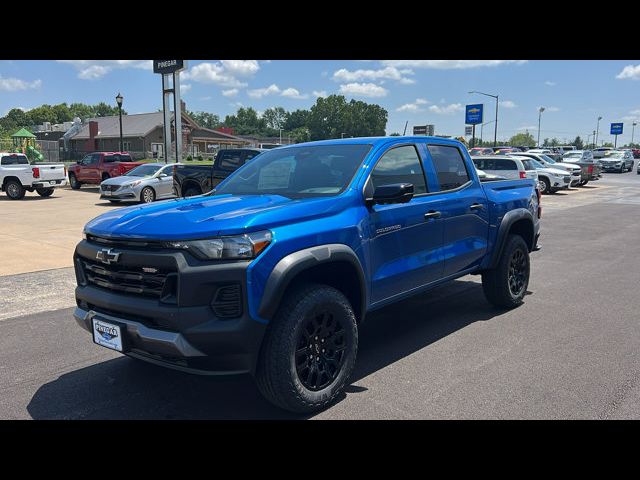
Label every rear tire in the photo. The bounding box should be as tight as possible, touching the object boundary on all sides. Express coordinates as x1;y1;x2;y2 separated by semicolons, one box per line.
256;283;358;414
36;187;54;197
69;174;81;190
579;180;589;186
538;177;550;194
481;234;530;309
5;179;25;200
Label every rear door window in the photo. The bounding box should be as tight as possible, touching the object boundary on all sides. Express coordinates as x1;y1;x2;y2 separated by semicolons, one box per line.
1;155;29;165
218;150;243;170
427;145;471;191
243;150;261;163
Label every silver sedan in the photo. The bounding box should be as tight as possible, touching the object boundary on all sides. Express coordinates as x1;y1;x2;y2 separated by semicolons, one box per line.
100;163;177;204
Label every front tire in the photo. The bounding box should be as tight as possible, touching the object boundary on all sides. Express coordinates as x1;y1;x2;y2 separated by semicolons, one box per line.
481;234;530;309
69;174;81;190
140;186;156;203
256;283;358;414
5;179;25;200
538;177;550;194
579;180;589;186
36;187;54;197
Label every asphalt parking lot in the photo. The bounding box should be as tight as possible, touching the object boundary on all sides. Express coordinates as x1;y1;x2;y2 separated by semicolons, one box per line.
1;171;640;419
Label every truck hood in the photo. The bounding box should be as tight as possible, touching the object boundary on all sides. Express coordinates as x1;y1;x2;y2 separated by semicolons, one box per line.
84;193;350;240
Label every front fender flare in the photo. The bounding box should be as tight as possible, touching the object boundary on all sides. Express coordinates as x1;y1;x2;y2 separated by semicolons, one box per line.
257;244;367;321
485;208;535;270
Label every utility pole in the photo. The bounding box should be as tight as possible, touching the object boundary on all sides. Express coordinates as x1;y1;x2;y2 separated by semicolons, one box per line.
537;107;545;147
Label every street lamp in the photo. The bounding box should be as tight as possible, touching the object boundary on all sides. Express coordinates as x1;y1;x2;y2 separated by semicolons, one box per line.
595;116;602;149
632;122;637;146
279;128;283;145
479;120;495;144
115;93;124;152
537;107;545;147
469;90;499;147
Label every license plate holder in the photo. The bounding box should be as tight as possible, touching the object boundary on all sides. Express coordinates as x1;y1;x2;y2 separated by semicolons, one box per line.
92;318;127;352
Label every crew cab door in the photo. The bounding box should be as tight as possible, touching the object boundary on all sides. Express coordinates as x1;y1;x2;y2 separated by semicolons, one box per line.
367;144;445;305
422;144;489;277
0;154;33;185
78;154;100;182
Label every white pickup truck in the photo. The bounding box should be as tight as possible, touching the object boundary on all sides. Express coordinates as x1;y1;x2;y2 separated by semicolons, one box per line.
0;152;67;200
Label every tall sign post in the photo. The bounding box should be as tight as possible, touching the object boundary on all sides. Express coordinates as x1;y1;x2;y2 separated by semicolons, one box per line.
465;104;483;148
610;123;623;149
153;60;187;163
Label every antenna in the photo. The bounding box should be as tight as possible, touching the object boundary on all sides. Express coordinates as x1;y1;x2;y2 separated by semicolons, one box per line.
403;121;408;136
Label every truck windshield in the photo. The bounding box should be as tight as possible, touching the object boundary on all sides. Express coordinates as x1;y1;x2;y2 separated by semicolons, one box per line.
125;165;161;177
214;144;372;198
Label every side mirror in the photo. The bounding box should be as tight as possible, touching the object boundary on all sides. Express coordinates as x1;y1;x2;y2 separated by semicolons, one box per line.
158;173;168;178
369;183;414;205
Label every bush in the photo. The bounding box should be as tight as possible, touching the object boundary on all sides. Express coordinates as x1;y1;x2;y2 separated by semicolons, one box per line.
186;155;193;162
197;155;203;161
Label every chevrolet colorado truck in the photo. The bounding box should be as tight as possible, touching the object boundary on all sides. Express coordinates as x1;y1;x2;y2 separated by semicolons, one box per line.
0;152;67;199
73;137;541;413
173;148;265;197
67;152;142;189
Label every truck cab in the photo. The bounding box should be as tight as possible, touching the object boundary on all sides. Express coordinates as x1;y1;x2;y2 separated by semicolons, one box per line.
68;152;142;189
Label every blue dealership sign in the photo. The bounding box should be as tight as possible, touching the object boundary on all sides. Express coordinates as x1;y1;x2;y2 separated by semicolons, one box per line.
611;123;624;135
466;104;483;125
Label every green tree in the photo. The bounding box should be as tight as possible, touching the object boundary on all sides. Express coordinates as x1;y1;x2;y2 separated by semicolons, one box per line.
262;107;288;131
289;126;311;143
69;103;95;120
284;109;310;131
223;107;267;135
571;136;584;150
307;95;387;141
188;111;221;129
508;131;536;147
389;132;401;136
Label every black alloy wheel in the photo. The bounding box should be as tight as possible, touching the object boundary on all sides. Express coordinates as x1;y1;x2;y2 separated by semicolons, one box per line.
294;311;347;391
508;248;527;297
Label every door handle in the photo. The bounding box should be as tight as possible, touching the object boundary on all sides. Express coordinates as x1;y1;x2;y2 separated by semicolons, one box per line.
469;203;483;210
424;211;441;219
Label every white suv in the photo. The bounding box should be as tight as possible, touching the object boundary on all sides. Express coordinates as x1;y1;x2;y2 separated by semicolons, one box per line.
471;155;539;182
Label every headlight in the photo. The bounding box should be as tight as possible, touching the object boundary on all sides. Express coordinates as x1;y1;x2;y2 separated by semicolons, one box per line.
165;230;272;260
129;181;142;187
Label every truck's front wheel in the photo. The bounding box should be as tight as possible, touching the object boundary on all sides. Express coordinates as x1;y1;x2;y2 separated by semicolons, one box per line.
36;187;54;197
69;174;81;190
256;283;358;414
481;234;530;309
5;179;25;200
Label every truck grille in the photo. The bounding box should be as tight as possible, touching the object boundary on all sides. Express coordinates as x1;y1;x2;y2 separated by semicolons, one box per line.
81;258;175;299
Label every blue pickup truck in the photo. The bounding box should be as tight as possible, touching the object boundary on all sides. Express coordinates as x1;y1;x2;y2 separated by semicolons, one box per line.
73;136;541;413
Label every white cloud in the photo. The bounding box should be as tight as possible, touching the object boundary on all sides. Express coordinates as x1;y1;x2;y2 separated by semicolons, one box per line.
58;60;152;80
545;80;557;86
222;88;239;97
381;60;527;69
332;66;414;84
616;64;640;80
396;98;430;112
0;75;42;91
339;82;388;98
500;100;517;108
428;103;464;115
313;90;327;98
247;84;281;98
281;87;309;99
180;83;192;94
220;60;260;76
181;62;247;88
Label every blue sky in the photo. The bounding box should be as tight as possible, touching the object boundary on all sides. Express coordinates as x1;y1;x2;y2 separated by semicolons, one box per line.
1;60;640;144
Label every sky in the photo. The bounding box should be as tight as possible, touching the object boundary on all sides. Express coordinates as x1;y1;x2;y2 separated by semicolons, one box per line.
1;60;640;144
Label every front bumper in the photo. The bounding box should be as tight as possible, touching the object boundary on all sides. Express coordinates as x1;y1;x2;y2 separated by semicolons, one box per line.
73;239;267;375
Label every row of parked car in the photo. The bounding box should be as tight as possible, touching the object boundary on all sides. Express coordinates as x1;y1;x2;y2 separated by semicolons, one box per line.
467;145;637;194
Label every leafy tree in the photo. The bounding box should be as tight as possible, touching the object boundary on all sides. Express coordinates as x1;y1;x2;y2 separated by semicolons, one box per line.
223;107;267;135
262;107;288;131
602;142;614;147
307;95;387;141
571;136;584;150
284;109;310;131
508;132;536;147
94;102;121;117
289;127;311;143
389;132;401;136
188;111;221;130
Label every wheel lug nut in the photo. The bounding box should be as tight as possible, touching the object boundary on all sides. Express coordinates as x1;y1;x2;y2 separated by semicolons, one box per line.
316;356;320;361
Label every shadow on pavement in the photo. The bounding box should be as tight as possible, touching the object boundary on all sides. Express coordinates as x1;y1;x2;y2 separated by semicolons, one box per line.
27;278;507;419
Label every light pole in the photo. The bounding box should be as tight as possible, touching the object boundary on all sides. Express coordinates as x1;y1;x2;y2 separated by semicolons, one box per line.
537;107;545;147
480;120;495;144
115;93;124;152
592;130;596;149
632;122;637;146
595;116;602;149
341;133;346;139
279;128;283;145
469;90;499;147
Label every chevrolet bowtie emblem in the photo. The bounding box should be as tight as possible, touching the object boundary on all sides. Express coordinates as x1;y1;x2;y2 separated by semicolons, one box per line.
96;248;121;265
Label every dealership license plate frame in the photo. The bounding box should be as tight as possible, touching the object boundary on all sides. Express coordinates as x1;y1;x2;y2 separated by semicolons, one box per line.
92;317;128;352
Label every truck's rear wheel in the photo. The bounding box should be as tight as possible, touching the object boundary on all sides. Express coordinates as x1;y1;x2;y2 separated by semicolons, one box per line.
481;234;530;309
5;179;25;200
183;186;201;197
256;283;358;414
36;187;54;197
69;174;81;190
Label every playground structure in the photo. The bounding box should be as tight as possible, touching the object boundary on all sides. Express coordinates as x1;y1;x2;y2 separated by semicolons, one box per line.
11;128;44;161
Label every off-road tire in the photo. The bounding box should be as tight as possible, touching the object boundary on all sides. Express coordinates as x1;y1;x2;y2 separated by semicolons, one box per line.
256;283;358;414
5;179;25;200
481;234;530;309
